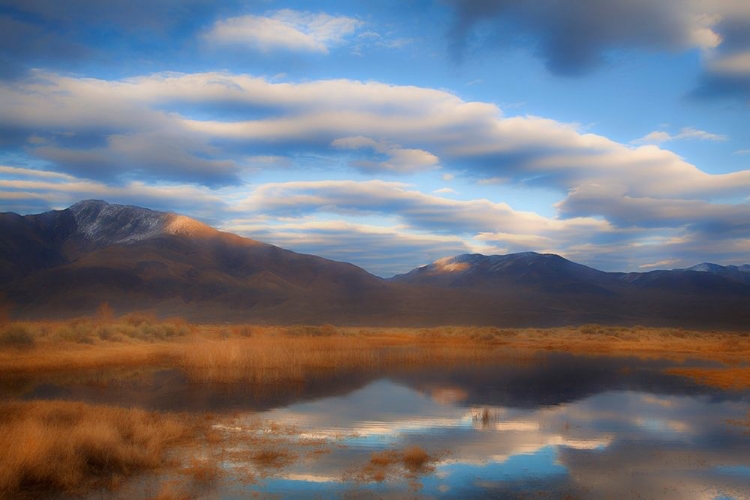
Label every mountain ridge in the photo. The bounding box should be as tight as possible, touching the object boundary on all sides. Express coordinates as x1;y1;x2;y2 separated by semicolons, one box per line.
2;200;750;329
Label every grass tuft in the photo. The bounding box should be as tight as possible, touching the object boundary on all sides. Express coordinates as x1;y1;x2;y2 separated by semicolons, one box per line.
0;400;193;497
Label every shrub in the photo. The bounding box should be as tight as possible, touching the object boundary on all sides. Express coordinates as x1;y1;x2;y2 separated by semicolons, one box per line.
284;325;339;336
58;321;95;344
0;324;35;349
232;325;254;337
121;311;157;327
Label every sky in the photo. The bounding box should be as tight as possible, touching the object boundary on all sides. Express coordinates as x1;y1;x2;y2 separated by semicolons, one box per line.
1;0;749;277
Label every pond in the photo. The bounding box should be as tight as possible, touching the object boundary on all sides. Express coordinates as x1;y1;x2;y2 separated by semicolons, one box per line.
7;352;750;499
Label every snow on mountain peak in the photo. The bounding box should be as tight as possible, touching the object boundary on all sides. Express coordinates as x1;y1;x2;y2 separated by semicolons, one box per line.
68;200;210;244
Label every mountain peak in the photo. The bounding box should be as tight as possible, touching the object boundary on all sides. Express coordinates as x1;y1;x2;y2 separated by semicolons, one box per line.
66;199;219;245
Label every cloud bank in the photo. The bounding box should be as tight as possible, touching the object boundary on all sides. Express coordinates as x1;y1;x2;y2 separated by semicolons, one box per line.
1;67;749;275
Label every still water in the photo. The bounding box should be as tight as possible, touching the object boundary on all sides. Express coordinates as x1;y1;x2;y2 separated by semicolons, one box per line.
10;353;750;499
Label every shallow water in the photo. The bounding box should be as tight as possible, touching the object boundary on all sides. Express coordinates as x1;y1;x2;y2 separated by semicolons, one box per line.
6;353;750;499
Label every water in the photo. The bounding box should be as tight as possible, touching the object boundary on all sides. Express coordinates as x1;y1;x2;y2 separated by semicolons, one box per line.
6;353;750;499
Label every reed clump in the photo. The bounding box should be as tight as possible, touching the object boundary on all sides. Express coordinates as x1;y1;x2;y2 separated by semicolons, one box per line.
355;445;437;483
175;333;509;384
0;400;193;497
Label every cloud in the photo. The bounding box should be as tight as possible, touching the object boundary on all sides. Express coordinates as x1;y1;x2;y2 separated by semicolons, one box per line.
3;70;749;205
222;218;473;277
446;0;723;75
204;10;363;54
0;165;228;220
3;70;750;272
444;0;750;100
235;180;615;259
632;127;728;144
331;136;440;173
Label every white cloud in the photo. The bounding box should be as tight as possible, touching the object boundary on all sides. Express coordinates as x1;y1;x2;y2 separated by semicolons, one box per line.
632;127;728;145
638;259;681;269
204;10;362;54
0;167;228;219
3;70;750;272
331;136;439;173
708;51;750;76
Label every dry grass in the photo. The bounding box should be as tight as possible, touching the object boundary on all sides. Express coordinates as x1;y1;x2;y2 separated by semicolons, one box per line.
2;320;750;388
248;448;296;470
354;445;437;483
175;333;516;384
0;400;194;498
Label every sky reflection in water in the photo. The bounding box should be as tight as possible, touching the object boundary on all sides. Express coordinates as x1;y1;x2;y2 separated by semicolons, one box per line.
223;362;750;499
9;353;750;499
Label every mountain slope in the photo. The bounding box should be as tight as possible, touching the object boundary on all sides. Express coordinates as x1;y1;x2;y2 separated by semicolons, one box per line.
392;252;620;294
2;201;750;328
0;200;395;323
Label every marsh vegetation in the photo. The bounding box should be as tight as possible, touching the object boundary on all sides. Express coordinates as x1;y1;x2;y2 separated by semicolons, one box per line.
1;314;750;498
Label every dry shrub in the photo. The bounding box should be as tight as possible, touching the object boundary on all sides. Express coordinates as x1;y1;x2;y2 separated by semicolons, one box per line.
232;325;254;337
0;323;35;349
0;400;191;497
249;448;295;470
402;446;431;473
121;311;158;327
356;446;436;483
57;319;96;344
285;324;339;336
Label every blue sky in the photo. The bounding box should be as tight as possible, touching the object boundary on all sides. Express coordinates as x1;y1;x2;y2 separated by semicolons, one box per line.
1;0;750;277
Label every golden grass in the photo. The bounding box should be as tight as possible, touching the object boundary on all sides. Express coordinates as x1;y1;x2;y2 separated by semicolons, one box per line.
0;400;194;498
2;319;750;388
175;334;523;383
354;445;437;483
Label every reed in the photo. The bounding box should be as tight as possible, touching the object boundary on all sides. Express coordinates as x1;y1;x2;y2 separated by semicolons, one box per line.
2;319;750;387
0;400;194;498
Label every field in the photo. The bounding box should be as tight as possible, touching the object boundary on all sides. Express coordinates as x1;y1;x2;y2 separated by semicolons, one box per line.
1;314;749;498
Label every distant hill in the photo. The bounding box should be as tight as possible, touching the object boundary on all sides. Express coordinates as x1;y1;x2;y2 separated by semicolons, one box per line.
2;200;750;329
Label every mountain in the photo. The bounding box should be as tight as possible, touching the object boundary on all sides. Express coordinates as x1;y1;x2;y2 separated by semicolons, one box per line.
392;252;750;328
0;200;395;323
391;252;617;294
684;262;750;285
2;200;750;328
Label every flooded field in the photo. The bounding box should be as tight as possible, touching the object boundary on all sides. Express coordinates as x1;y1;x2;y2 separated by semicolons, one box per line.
5;351;750;499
